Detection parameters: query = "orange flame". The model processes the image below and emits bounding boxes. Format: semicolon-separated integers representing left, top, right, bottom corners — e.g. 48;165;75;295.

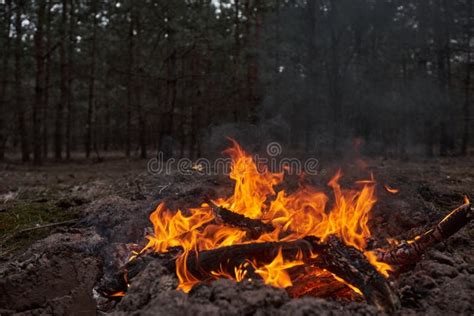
109;291;126;297
384;184;399;194
253;248;304;288
141;140;392;294
214;138;284;219
210;262;250;282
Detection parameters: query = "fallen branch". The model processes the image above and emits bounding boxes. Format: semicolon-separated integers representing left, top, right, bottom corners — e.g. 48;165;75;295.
377;201;472;266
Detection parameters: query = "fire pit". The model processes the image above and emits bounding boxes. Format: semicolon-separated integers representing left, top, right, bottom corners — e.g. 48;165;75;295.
92;140;471;313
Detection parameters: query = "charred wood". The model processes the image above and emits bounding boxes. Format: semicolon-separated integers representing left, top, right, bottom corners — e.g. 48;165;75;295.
308;236;400;312
206;200;274;239
377;202;472;266
286;268;350;299
97;248;179;296
165;239;313;281
164;236;399;312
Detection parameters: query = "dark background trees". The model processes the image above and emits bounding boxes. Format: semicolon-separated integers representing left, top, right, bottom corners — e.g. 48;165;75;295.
0;0;472;164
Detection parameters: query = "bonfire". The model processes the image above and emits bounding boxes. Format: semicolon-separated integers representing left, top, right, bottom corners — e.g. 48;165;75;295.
99;140;471;313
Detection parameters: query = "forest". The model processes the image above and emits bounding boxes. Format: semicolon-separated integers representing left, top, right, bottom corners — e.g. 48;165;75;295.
1;2;474;315
0;0;472;163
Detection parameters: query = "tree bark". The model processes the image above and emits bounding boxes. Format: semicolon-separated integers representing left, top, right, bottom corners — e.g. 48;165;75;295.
33;0;46;165
158;22;177;159
134;7;147;159
42;0;52;159
461;0;472;155
327;3;343;153
103;81;111;152
125;4;134;158
15;0;29;162
435;0;452;156
190;51;201;159
245;0;262;119
55;0;68;160
233;0;241;122
0;0;12;161
66;0;75;160
85;1;97;159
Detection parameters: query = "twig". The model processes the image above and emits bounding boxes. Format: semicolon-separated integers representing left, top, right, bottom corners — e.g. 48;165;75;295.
17;219;77;233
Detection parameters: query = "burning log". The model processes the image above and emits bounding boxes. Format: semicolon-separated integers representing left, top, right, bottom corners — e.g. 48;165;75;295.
98;200;277;296
309;236;400;312
199;202;399;310
377;200;472;267
165;239;313;280
206;200;274;239
162;236;399;312
100;236;399;311
97;248;180;296
286;268;351;299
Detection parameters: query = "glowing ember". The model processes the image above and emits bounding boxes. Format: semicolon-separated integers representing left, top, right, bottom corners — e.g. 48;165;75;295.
384;184;399;194
140;140;392;294
109;291;126;297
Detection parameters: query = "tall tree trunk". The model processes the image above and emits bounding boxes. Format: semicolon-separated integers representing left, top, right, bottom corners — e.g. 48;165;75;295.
137;70;147;159
305;0;319;151
42;0;52;159
33;0;46;165
233;0;241;122
66;0;75;159
104;71;111;152
133;7;146;159
435;0;451;156
273;0;281;111
326;2;343;153
461;0;473;155
159;19;177;160
244;0;261;121
15;0;29;162
125;5;134;158
178;57;187;159
167;52;177;151
442;0;452;88
55;0;68;160
85;1;97;158
190;52;200;160
204;0;214;156
0;0;12;161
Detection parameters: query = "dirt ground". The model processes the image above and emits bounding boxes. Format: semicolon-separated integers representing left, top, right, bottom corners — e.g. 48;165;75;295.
0;156;473;315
